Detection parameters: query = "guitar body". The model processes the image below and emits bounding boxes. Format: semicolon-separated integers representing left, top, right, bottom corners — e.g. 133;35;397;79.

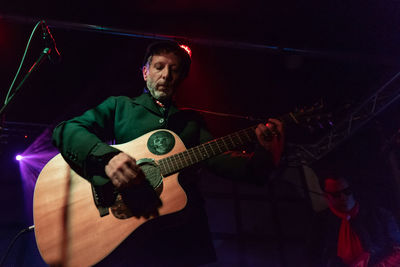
33;129;188;267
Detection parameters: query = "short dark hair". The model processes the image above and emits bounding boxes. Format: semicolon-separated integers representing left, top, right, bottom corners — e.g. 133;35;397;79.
142;40;192;78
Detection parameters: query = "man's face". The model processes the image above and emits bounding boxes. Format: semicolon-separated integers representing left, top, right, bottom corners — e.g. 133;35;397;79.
324;178;356;213
142;52;183;102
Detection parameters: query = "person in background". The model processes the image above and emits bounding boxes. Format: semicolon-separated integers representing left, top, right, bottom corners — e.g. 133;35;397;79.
306;176;400;267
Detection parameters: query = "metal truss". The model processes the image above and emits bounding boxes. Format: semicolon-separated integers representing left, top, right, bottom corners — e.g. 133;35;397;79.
288;71;400;166
0;121;51;145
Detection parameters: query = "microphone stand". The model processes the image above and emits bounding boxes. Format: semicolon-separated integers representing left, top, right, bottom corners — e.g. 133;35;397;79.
0;47;50;118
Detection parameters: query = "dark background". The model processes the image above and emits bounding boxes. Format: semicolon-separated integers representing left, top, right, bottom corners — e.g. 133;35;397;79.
1;1;400;266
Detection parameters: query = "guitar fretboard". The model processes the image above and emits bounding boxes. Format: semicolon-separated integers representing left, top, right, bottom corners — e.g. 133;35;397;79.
157;126;257;177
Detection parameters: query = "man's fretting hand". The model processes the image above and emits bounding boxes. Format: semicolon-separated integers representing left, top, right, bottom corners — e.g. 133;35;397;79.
255;118;285;166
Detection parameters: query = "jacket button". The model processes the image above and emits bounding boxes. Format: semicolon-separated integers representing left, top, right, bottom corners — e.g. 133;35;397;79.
159;118;164;124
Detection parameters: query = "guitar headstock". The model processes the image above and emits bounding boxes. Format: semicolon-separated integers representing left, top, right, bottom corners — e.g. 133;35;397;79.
280;99;334;143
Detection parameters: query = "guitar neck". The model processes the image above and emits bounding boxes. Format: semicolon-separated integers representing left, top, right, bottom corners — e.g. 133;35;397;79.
157;126;257;177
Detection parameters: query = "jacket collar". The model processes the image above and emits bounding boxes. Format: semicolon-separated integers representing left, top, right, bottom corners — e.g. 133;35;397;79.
132;93;180;117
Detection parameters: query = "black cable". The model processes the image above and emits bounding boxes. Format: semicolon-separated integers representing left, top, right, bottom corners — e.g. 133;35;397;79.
0;225;35;267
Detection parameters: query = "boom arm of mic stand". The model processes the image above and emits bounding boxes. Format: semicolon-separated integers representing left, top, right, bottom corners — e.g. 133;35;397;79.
0;48;50;118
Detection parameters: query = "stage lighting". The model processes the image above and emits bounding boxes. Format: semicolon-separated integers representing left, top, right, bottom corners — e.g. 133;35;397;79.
16;155;23;161
179;44;192;58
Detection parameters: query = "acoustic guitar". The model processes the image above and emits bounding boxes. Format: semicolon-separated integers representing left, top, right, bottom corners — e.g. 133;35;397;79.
33;107;318;266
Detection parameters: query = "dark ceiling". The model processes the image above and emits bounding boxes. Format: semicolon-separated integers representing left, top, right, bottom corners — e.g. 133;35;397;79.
4;1;400;53
1;1;400;144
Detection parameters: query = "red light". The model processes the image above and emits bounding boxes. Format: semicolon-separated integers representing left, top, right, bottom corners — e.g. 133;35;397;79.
24;135;28;139
179;44;192;58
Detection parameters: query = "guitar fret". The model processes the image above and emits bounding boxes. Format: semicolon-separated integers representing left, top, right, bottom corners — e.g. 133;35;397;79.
215;139;222;153
222;137;230;150
217;140;222;153
206;142;215;156
232;134;239;146
158;159;166;176
178;154;184;169
200;144;208;158
165;160;171;175
158;161;165;175
218;138;226;153
185;150;193;165
162;158;168;175
236;132;243;144
228;136;235;149
195;146;202;162
202;143;209;158
228;135;235;148
175;154;181;170
163;161;169;175
244;129;252;142
192;150;199;163
182;150;193;166
169;156;178;173
220;137;228;150
175;153;181;169
168;155;175;172
189;148;199;163
181;151;190;168
175;154;183;170
215;142;220;154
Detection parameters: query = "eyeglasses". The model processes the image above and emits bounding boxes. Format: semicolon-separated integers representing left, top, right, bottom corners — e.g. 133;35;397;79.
325;187;353;198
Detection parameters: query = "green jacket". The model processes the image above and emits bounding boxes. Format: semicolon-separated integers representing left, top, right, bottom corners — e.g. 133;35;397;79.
52;93;273;187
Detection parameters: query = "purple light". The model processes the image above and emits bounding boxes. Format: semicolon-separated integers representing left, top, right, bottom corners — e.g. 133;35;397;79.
16;155;23;161
16;128;59;224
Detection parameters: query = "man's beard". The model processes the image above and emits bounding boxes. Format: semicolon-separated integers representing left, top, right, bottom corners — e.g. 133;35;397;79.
148;81;173;100
152;90;168;101
148;87;170;102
